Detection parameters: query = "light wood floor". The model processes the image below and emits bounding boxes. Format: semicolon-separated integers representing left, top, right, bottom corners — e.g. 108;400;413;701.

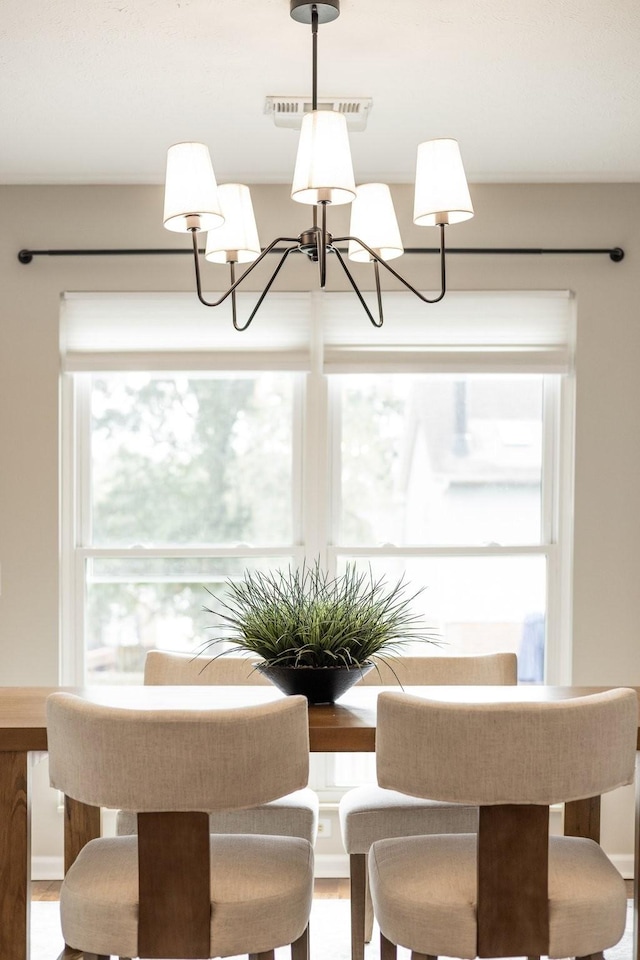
31;878;351;902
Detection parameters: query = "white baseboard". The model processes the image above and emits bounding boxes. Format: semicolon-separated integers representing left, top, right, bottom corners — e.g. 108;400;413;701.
314;853;350;878
32;856;64;881
31;851;635;883
611;854;634;879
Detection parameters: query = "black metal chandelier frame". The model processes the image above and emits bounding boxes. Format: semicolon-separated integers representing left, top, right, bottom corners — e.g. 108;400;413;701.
183;1;453;330
17;0;626;329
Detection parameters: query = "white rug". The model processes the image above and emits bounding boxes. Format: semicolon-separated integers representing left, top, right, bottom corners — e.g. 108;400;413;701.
31;898;633;960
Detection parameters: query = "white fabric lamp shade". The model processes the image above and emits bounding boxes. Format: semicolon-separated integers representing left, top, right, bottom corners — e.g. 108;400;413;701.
291;110;356;206
348;183;404;262
413;138;474;226
205;184;261;264
163;142;224;234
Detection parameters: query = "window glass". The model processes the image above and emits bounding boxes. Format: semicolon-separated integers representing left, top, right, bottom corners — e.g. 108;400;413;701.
338;374;544;546
337;554;546;679
86;555;293;684
90;373;294;546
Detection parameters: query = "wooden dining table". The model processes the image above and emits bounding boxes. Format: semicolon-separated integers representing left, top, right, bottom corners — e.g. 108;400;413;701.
0;683;638;960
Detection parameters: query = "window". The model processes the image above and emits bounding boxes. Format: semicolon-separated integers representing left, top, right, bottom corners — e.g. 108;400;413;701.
333;373;549;654
329;371;562;788
81;371;300;681
61;292;574;714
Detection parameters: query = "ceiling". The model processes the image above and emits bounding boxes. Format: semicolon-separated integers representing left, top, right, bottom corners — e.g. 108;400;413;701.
2;0;639;186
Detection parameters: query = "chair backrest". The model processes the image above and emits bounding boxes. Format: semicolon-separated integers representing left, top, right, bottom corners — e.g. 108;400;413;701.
357;652;517;686
376;687;637;958
376;687;637;806
144;649;270;685
47;691;309;811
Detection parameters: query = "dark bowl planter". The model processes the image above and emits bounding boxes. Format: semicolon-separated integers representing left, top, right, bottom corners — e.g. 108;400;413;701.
257;663;374;704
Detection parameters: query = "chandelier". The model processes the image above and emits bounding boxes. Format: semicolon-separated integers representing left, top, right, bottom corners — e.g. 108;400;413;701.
162;0;474;330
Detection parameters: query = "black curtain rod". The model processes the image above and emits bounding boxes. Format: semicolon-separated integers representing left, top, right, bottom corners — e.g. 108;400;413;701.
17;245;625;264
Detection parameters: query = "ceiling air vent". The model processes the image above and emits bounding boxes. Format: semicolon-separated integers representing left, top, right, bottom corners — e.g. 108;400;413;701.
265;97;373;131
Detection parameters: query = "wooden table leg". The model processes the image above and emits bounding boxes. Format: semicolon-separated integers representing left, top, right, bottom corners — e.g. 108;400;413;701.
0;751;31;960
564;796;601;841
634;753;640;960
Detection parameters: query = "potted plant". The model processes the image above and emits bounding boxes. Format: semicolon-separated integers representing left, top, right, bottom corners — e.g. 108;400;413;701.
201;560;438;703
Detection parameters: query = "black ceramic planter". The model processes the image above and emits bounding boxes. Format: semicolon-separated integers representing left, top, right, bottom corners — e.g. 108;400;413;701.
256;663;374;704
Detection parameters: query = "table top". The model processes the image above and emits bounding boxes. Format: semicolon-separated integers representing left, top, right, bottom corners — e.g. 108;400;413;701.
1;684;638;753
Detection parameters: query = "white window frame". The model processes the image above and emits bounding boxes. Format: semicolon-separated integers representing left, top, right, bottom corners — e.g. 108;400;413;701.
60;290;575;798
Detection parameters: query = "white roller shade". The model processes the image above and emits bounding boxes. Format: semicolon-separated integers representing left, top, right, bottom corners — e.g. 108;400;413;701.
60;290;573;375
60;293;313;372
320;291;574;373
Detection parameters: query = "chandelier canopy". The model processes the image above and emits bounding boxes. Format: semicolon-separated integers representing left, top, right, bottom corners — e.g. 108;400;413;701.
163;0;474;330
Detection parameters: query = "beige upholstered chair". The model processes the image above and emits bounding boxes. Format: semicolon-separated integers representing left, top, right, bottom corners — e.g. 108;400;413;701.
144;648;271;685
116;650;319;843
339;653;518;960
47;692;314;960
369;687;637;960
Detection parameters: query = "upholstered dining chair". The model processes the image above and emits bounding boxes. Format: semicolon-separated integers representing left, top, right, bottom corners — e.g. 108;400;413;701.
116;649;319;843
47;692;314;960
369;687;637;960
339;652;518;960
144;648;271;685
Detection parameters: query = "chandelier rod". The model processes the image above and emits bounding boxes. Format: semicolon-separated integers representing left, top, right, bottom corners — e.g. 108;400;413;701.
311;4;318;111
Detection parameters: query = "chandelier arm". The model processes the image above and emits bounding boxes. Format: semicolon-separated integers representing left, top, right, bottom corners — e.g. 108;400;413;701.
333;222;448;304
333;248;383;327
373;259;384;324
190;230;300;308
230;244;299;331
318;202;329;288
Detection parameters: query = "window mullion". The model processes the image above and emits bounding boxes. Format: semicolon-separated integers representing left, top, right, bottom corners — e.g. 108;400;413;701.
301;294;330;566
541;376;558;545
76;374;93;548
60;374;91;684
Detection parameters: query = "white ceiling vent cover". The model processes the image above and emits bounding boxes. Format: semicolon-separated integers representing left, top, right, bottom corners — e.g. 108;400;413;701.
265;97;373;131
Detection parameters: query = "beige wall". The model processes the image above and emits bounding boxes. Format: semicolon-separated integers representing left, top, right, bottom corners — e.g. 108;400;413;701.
1;182;639;867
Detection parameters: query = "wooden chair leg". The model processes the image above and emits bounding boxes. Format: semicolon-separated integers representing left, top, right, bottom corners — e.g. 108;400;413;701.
291;924;310;960
83;954;109;960
251;952;275;960
350;853;367;960
364;863;374;943
380;932;397;960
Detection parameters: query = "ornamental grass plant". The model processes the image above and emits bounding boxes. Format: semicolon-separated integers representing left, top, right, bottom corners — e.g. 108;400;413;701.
201;560;438;670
